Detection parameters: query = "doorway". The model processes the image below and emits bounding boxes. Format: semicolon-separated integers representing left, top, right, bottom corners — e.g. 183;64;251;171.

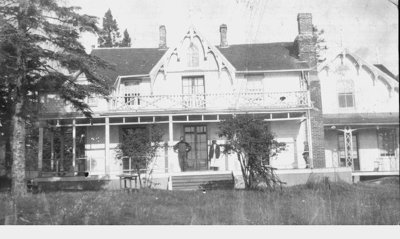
184;125;208;171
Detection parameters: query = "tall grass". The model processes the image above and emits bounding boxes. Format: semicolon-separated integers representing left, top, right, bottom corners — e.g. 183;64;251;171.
0;181;399;225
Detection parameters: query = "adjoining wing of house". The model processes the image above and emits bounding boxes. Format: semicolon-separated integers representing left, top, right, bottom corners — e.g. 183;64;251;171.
1;13;397;189
318;49;399;179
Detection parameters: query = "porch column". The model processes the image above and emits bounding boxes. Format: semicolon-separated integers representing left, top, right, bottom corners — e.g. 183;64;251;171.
72;120;76;174
37;126;43;172
343;126;354;169
166;115;174;173
105;117;110;175
50;130;54;171
169;115;173;142
60;127;64;172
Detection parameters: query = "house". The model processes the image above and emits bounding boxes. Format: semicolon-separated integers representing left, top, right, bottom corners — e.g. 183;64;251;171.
318;49;399;181
8;13;393;189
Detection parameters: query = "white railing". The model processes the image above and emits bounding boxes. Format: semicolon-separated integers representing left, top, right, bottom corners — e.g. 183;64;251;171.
373;157;399;172
111;91;310;111
39;91;310;113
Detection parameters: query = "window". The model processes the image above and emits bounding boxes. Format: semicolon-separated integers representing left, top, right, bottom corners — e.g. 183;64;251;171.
182;76;205;108
246;75;263;92
124;80;141;105
187;43;199;67
378;129;397;157
338;93;354;108
337;77;355;108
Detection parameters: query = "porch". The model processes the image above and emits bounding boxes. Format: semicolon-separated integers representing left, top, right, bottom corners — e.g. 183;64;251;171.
324;123;399;176
35;110;315;182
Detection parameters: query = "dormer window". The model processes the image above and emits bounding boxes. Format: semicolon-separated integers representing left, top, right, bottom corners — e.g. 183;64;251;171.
187;43;199;67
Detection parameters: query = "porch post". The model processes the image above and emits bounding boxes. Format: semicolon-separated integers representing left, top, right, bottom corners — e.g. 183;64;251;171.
38;126;43;172
105;117;110;175
72;120;76;174
60;127;64;172
166;115;174;173
343;126;354;169
169;115;173;142
50;130;54;171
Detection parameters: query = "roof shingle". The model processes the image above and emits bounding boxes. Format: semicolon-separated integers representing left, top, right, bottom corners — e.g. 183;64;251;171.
91;47;167;84
217;42;309;71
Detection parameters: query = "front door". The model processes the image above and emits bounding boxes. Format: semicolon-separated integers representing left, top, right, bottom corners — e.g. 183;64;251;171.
338;133;360;171
184;125;208;171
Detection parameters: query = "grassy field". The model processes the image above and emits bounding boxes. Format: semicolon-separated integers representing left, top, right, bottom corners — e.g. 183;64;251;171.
0;179;399;225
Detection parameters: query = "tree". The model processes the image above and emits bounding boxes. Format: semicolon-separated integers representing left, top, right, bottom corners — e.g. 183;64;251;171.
0;0;112;198
218;114;284;190
117;125;163;187
97;9;121;48
313;25;328;64
120;28;131;47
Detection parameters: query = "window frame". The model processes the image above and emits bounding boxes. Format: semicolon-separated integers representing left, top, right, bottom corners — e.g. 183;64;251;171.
377;128;397;157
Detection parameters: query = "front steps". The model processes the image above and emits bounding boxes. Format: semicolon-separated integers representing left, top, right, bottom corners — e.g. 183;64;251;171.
170;172;234;191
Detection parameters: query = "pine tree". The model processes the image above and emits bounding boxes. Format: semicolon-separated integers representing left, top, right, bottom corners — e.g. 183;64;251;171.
0;0;112;198
120;29;131;47
97;9;121;48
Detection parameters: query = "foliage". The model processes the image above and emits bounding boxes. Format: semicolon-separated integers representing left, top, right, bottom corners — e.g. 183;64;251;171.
218;114;284;190
120;29;131;47
97;9;130;48
313;25;328;63
116;125;163;187
0;0;113;197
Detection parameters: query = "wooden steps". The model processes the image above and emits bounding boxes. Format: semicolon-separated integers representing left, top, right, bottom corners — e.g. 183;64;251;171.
171;172;234;191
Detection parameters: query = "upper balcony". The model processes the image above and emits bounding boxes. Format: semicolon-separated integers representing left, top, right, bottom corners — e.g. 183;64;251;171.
39;91;311;116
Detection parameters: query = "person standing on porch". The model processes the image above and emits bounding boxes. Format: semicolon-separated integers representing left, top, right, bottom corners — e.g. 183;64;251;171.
209;139;221;171
174;136;191;171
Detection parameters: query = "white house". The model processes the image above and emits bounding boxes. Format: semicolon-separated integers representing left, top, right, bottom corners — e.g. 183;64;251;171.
8;13;396;189
318;49;399;180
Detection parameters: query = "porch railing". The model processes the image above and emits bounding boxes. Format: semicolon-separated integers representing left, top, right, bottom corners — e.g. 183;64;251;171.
110;91;310;111
40;157;91;176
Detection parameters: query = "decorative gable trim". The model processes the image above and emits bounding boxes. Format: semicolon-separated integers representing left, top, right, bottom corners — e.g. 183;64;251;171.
148;26;236;90
318;48;398;93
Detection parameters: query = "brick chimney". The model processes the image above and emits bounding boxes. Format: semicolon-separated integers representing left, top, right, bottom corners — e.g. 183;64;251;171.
220;24;228;48
295;13;317;67
159;25;167;49
295;13;325;169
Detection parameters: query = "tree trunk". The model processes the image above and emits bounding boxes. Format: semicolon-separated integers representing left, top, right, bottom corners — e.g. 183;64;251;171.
237;153;250;189
10;100;27;198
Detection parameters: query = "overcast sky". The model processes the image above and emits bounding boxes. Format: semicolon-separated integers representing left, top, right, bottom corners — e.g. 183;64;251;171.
69;0;399;75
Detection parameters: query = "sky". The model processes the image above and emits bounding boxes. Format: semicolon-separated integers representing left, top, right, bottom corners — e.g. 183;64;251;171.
68;0;399;75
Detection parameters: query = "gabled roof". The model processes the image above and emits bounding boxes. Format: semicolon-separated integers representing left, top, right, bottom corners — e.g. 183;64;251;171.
374;64;397;81
91;41;309;86
91;47;168;81
217;42;309;72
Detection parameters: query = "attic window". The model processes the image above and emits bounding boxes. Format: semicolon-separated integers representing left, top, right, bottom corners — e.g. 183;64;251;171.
187;43;199;67
337;77;355;108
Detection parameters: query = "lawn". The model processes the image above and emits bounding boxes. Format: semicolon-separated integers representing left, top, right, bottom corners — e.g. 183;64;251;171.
0;179;399;225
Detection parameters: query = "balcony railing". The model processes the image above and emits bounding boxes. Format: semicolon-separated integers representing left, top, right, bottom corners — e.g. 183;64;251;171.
111;91;310;111
39;91;310;114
